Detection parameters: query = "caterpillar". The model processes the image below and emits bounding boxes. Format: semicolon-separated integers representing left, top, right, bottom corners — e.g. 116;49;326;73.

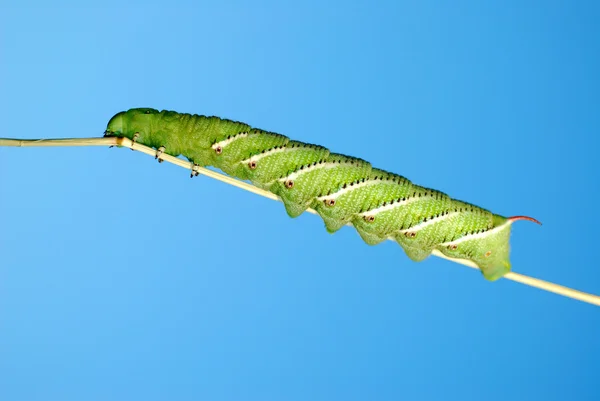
104;108;540;281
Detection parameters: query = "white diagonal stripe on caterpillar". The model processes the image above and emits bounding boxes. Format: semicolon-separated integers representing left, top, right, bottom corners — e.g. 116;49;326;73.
399;211;459;233
316;179;379;202
212;132;249;150
240;144;306;164
439;221;511;246
279;161;341;182
358;196;423;217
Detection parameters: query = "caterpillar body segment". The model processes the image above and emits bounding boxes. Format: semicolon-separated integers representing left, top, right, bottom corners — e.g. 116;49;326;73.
352;187;452;247
272;153;372;218
213;129;289;179
105;108;540;281
241;141;331;192
437;215;513;281
314;169;414;234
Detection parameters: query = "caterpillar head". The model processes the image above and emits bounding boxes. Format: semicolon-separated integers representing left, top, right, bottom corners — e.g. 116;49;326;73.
439;215;541;281
105;108;160;138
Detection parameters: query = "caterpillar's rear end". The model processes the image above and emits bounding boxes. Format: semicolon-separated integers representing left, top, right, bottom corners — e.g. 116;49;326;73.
105;108;540;281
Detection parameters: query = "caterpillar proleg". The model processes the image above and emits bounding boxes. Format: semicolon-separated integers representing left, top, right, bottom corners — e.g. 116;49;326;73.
104;108;541;282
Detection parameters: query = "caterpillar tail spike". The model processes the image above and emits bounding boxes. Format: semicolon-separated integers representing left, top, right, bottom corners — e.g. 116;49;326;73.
508;215;543;225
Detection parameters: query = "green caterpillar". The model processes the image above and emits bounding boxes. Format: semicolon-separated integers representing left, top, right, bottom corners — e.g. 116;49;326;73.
104;108;540;281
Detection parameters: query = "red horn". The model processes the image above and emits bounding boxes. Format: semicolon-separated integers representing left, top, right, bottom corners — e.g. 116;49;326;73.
508;215;542;225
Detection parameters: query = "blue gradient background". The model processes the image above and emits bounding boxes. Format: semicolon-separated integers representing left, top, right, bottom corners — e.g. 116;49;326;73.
1;1;599;400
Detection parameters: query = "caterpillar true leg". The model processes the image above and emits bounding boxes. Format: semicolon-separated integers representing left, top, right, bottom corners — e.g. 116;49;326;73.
190;163;201;178
155;146;166;163
130;132;140;151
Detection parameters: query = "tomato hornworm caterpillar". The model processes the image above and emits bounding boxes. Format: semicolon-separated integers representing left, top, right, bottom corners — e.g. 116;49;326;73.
104;108;541;281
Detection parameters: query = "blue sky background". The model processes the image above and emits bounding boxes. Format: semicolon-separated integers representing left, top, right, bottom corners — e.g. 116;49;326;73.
1;1;599;400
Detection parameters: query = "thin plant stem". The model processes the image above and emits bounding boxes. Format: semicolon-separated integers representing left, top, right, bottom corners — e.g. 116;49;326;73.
2;136;598;307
